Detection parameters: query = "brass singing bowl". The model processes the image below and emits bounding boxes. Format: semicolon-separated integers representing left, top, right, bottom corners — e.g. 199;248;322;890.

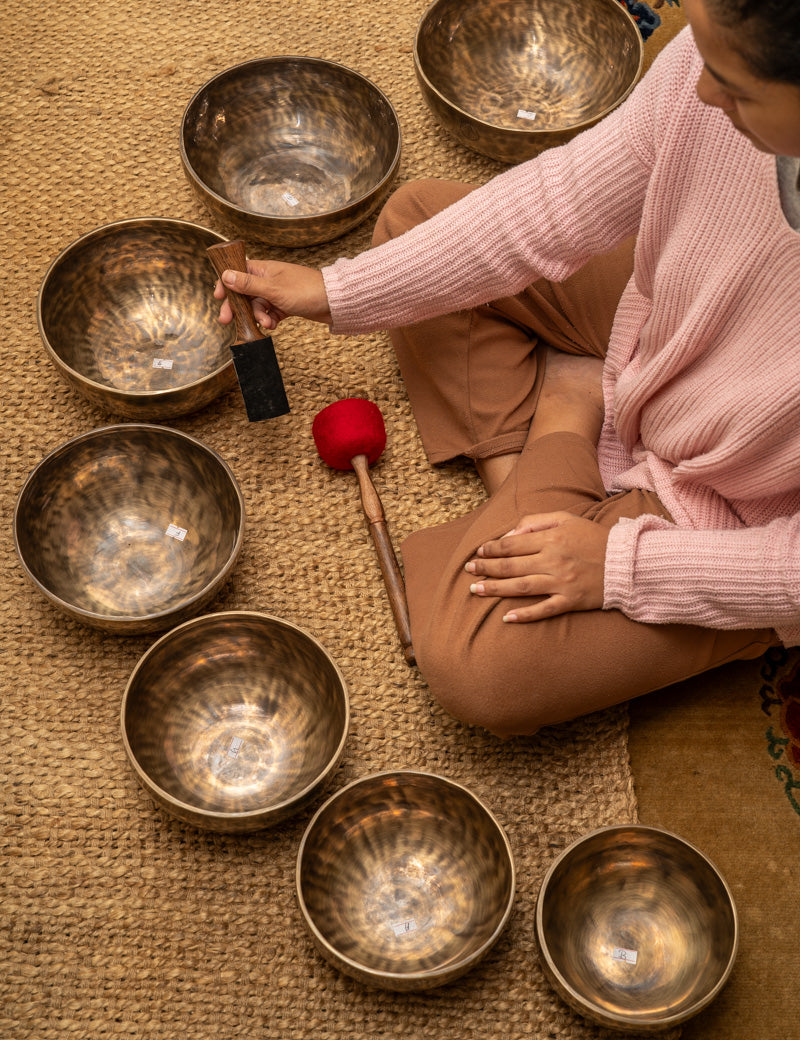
414;0;643;163
296;770;515;990
37;219;237;420
121;612;349;832
535;825;738;1032
180;56;402;247
13;425;245;635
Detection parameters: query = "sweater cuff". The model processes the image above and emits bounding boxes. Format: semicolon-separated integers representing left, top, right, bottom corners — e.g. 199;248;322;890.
321;264;353;336
603;515;648;614
603;512;800;638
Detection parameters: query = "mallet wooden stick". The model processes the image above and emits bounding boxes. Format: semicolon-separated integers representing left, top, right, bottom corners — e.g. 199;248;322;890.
312;398;415;667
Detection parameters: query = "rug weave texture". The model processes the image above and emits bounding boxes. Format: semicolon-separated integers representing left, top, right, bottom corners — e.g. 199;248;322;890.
0;2;681;1036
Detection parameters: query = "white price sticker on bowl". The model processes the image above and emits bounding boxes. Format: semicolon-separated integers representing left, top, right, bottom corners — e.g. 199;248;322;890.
390;918;418;937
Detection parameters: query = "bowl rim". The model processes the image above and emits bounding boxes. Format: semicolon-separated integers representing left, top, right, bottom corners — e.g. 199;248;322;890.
119;609;351;823
13;423;246;627
179;54;403;226
36;217;236;402
413;0;644;138
295;768;516;983
535;823;739;1029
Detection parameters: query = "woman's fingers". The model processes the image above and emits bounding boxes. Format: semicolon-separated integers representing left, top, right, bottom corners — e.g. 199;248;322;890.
468;569;550;598
502;597;571;624
475;511;573;559
464;513;609;619
215;289;279;330
216;261;331;325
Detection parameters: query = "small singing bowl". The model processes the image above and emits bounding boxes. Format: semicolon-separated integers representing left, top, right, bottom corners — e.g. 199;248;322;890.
180;56;402;247
414;0;643;163
296;770;515;990
13;425;245;635
535;825;738;1032
37;219;237;420
121;612;349;832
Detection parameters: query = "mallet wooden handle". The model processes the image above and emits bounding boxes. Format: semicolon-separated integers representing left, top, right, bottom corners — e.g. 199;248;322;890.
207;239;263;344
351;454;416;667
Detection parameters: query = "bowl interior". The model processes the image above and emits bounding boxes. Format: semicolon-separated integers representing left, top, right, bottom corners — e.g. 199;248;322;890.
298;772;514;978
416;0;641;132
15;426;243;621
181;57;400;219
537;827;737;1026
123;613;348;815
38;221;234;394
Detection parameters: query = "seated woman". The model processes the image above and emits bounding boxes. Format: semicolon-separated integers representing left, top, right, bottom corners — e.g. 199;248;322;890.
217;0;800;736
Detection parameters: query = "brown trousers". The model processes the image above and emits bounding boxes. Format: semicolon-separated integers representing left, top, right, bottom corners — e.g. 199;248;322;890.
373;180;776;736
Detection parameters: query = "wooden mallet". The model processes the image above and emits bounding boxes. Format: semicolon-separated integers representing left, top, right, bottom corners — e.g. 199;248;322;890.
312;398;415;667
207;239;290;422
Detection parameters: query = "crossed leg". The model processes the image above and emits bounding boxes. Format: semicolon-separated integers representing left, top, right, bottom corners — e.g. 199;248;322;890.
372;179;776;735
477;349;605;495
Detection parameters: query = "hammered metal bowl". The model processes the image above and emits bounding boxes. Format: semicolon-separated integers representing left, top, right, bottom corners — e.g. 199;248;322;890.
536;825;738;1032
180;56;402;246
414;0;643;163
14;425;245;635
121;611;349;832
37;219;237;420
296;770;515;990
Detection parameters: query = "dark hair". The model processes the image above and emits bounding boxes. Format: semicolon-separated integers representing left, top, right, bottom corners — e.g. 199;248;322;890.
707;0;800;85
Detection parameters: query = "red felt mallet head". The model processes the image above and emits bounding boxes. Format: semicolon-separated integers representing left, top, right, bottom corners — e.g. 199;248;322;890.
310;396;415;666
311;397;387;470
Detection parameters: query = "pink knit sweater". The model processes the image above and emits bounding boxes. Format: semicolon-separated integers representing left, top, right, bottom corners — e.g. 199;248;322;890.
323;29;800;645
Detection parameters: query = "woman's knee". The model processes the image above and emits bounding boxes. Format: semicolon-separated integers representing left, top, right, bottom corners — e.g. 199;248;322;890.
372;178;474;248
415;629;553;738
373;179;444;246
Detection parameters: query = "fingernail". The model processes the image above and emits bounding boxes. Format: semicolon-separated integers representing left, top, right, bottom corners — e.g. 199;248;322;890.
465;561;476;573
503;612;517;623
469;583;484;595
221;270;238;286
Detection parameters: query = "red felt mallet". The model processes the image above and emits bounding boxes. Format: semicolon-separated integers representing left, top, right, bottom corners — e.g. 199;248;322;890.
312;398;415;666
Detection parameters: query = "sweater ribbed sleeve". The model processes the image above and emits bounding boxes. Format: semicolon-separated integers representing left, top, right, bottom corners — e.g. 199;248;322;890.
320;40;673;334
605;514;800;645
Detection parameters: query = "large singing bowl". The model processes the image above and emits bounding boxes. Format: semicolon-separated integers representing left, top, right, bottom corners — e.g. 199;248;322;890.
414;0;643;163
535;826;738;1032
180;56;402;246
14;425;245;635
297;770;515;990
37;219;237;420
122;612;350;832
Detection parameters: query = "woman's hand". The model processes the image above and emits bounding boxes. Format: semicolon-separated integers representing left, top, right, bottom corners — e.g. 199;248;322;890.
465;511;609;622
214;259;332;330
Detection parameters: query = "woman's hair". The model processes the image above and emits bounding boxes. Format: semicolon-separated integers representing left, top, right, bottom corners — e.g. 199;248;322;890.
707;0;800;85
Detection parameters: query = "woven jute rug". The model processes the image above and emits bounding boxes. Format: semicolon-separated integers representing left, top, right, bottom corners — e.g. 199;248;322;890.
3;3;684;1037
